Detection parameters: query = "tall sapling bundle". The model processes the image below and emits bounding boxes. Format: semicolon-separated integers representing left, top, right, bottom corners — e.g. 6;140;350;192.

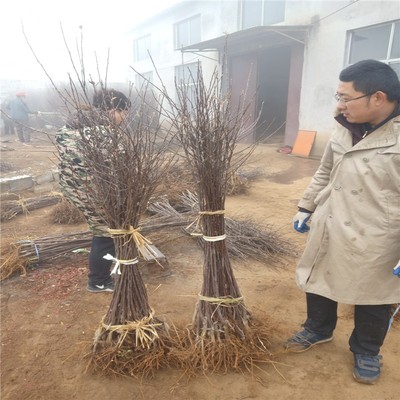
23;25;177;377
78;85;176;377
156;62;273;372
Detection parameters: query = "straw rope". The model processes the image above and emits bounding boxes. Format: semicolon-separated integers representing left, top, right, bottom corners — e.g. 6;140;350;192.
198;294;244;306
100;309;163;349
185;210;226;237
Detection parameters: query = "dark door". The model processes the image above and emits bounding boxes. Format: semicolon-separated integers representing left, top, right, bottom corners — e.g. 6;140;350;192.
229;53;258;143
256;46;291;142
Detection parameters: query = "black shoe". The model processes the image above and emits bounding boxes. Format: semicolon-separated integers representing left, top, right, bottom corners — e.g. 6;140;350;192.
353;354;382;385
87;281;114;293
284;328;333;352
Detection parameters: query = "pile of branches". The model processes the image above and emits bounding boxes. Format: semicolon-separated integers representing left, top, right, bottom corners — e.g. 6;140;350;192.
51;197;86;224
149;58;275;373
1;240;29;281
178;191;296;263
1;193;63;221
0;231;92;281
155;159;264;203
1;193;296;281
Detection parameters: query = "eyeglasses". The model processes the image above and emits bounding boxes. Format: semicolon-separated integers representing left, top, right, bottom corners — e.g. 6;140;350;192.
334;93;371;103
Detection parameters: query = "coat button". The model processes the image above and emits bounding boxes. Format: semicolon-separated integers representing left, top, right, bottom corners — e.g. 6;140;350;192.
344;221;352;226
351;190;358;195
334;184;341;190
362;157;369;162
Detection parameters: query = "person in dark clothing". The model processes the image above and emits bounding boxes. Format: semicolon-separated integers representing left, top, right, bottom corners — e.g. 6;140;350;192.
8;92;33;143
1;99;15;135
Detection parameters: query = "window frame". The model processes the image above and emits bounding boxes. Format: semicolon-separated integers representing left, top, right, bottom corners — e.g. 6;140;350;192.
345;20;400;75
240;0;286;29
173;14;201;50
133;34;151;62
174;62;200;113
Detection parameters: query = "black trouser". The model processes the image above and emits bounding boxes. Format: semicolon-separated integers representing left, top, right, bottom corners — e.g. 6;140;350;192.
304;293;392;356
2;118;14;135
88;236;115;286
15;121;30;142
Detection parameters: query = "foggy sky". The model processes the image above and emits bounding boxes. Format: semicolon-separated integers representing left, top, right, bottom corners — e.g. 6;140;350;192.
1;0;180;82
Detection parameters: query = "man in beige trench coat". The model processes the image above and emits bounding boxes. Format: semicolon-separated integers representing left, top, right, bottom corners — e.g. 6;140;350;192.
286;59;400;385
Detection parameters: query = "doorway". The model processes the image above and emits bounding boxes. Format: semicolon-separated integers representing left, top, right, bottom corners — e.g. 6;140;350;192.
256;46;291;143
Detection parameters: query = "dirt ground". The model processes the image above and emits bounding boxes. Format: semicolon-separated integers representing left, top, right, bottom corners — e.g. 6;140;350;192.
1;131;399;400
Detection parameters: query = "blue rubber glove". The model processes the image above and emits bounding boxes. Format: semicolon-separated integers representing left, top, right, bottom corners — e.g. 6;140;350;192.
293;211;311;233
393;260;400;278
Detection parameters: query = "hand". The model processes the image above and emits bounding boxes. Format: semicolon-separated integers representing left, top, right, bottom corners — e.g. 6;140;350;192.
393;260;400;278
293;211;311;233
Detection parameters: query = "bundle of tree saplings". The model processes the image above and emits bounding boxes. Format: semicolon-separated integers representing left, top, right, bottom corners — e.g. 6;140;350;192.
73;85;178;377
156;61;275;374
36;37;180;375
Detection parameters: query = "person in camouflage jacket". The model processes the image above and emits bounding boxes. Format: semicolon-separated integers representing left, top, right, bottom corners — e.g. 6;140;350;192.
55;89;131;292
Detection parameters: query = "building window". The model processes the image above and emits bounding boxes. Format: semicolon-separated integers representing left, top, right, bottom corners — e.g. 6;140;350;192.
175;62;200;112
241;0;285;29
347;20;400;77
174;15;201;49
133;34;151;61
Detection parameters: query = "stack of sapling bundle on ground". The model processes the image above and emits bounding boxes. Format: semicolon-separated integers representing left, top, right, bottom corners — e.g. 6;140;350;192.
152;60;274;373
0;231;93;281
51;197;86;224
179;191;296;263
1;194;63;221
0;193;296;282
153;159;263;203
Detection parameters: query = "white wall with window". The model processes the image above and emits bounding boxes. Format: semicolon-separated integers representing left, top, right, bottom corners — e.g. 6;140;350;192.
133;35;151;62
174;15;201;49
175;62;200;113
240;0;286;29
346;20;400;77
297;2;400;155
128;0;399;155
129;1;231;109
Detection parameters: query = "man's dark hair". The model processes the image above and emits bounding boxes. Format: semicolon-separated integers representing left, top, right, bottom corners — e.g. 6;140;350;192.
339;59;400;102
92;89;131;111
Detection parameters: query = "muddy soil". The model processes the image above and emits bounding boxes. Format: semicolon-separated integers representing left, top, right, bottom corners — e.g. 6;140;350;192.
1;131;399;400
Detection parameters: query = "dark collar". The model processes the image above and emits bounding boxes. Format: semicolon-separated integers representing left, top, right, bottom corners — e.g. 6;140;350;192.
334;103;400;145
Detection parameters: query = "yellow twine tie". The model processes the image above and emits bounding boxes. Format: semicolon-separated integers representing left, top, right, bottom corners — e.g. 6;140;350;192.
198;294;243;306
108;226;163;265
17;197;29;215
101;309;163;349
185;210;226;236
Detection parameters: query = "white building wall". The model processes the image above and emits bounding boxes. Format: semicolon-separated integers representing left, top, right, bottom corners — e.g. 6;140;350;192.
129;1;238;99
128;0;400;155
292;0;400;154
